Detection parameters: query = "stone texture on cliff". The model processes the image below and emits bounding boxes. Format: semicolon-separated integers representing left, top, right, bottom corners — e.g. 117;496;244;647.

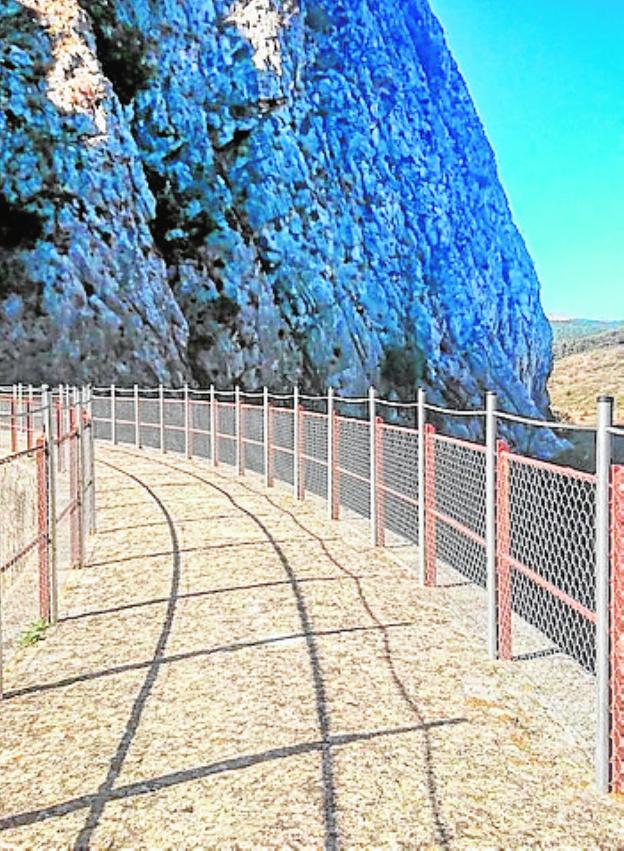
0;0;552;419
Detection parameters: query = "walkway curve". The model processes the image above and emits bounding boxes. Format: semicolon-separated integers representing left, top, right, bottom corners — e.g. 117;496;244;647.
1;444;624;848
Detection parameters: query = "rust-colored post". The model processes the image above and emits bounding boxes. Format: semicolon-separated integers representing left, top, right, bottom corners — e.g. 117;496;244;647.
424;423;437;586
332;409;340;520
375;416;385;546
610;465;624;793
10;395;17;453
36;436;50;622
26;399;33;450
55;402;63;472
496;439;512;660
69;407;81;568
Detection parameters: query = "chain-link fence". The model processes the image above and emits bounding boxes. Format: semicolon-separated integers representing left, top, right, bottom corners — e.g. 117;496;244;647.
0;387;95;695
5;381;624;794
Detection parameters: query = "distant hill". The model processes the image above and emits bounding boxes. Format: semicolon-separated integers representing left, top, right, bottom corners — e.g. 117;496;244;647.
549;343;624;425
550;318;624;359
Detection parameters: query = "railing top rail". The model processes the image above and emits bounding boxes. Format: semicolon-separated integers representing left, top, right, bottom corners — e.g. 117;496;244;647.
377;398;419;409
608;426;624;437
504;447;597;484
424;403;486;417
0;443;43;466
496;410;596;432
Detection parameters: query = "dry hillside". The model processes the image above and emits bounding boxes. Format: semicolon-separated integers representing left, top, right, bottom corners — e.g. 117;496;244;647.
549;343;624;425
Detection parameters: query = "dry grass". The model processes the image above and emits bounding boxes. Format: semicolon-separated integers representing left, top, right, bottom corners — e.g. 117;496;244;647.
1;444;624;848
549;343;624;424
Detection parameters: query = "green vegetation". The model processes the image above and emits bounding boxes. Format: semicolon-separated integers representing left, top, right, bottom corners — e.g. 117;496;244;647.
18;618;49;648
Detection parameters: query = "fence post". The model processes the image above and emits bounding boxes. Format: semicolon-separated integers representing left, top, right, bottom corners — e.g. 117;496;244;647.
297;392;305;500
424;423;437;586
293;385;300;500
110;383;117;445
375;415;385;547
35;435;50;623
327;388;335;519
210;385;217;466
417;389;427;585
496;439;512;660
77;389;87;568
266;390;274;488
87;385;96;535
184;383;190;459
56;388;63;473
26;396;33;450
486;392;498;659
596;395;614;793
10;387;17;453
332;394;340;520
235;386;243;476
611;465;624;794
369;387;378;547
159;383;165;453
134;383;140;449
42;388;58;624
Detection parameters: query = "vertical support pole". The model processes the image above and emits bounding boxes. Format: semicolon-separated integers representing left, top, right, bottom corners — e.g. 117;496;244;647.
263;387;270;487
42;389;58;623
486;392;498;659
235;386;243;476
375;416;386;547
77;389;86;569
10;388;17;453
496;439;512;660
266;390;274;488
184;383;190;459
417;389;427;585
26;397;33;450
134;383;140;449
56;384;64;472
424;424;438;586
327;388;335;520
332;396;340;520
297;395;305;500
111;383;117;446
293;385;300;500
159;383;165;453
69;405;79;567
596;395;614;793
210;385;218;466
369;387;378;547
610;465;624;794
35;435;50;623
87;386;96;535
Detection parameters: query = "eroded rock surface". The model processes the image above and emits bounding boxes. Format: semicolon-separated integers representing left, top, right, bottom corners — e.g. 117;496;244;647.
0;0;552;420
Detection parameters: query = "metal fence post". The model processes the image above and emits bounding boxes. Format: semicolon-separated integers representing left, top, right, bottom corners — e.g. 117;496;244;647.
134;383;140;449
375;416;385;547
10;386;17;453
42;388;58;624
35;435;50;623
611;464;624;794
369;387;378;547
263;387;270;487
417;388;427;585
184;383;190;459
159;383;165;453
210;385;218;466
486;392;498;659
235;386;243;476
496;439;512;660
596;395;614;793
111;383;117;445
78;389;87;568
87;385;96;535
327;388;335;520
293;385;300;500
424;423;437;586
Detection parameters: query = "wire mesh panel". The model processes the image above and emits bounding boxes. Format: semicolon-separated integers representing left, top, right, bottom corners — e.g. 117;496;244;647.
499;448;597;671
190;396;211;460
336;414;370;520
302;410;328;500
216;401;236;467
91;394;112;442
0;446;45;664
270;406;295;487
430;433;487;586
611;465;624;793
163;391;185;454
378;422;419;546
241;402;264;476
114;391;137;447
138;391;160;451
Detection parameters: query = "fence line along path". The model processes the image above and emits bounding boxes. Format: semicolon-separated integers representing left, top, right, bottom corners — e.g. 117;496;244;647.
1;443;623;847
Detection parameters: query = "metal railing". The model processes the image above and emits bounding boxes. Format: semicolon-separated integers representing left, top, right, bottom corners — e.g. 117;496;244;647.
3;380;624;796
0;385;96;695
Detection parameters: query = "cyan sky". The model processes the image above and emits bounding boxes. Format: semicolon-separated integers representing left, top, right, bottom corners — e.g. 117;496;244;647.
429;0;624;320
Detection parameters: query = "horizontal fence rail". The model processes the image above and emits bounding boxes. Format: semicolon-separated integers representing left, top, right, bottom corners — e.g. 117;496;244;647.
4;381;624;796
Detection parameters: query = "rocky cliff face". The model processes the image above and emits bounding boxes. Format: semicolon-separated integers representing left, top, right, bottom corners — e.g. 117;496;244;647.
0;0;553;417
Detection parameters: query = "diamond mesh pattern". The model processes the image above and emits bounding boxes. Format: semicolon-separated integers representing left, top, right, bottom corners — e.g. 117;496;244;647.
336;415;370;520
302;411;328;501
378;423;419;546
270;407;294;487
216;401;236;467
611;466;624;793
241;403;264;476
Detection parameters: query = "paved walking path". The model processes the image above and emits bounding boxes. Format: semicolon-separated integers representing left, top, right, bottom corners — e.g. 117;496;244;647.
1;444;624;848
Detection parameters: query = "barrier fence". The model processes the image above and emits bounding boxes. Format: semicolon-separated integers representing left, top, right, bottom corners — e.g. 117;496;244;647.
2;381;624;796
0;385;95;694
